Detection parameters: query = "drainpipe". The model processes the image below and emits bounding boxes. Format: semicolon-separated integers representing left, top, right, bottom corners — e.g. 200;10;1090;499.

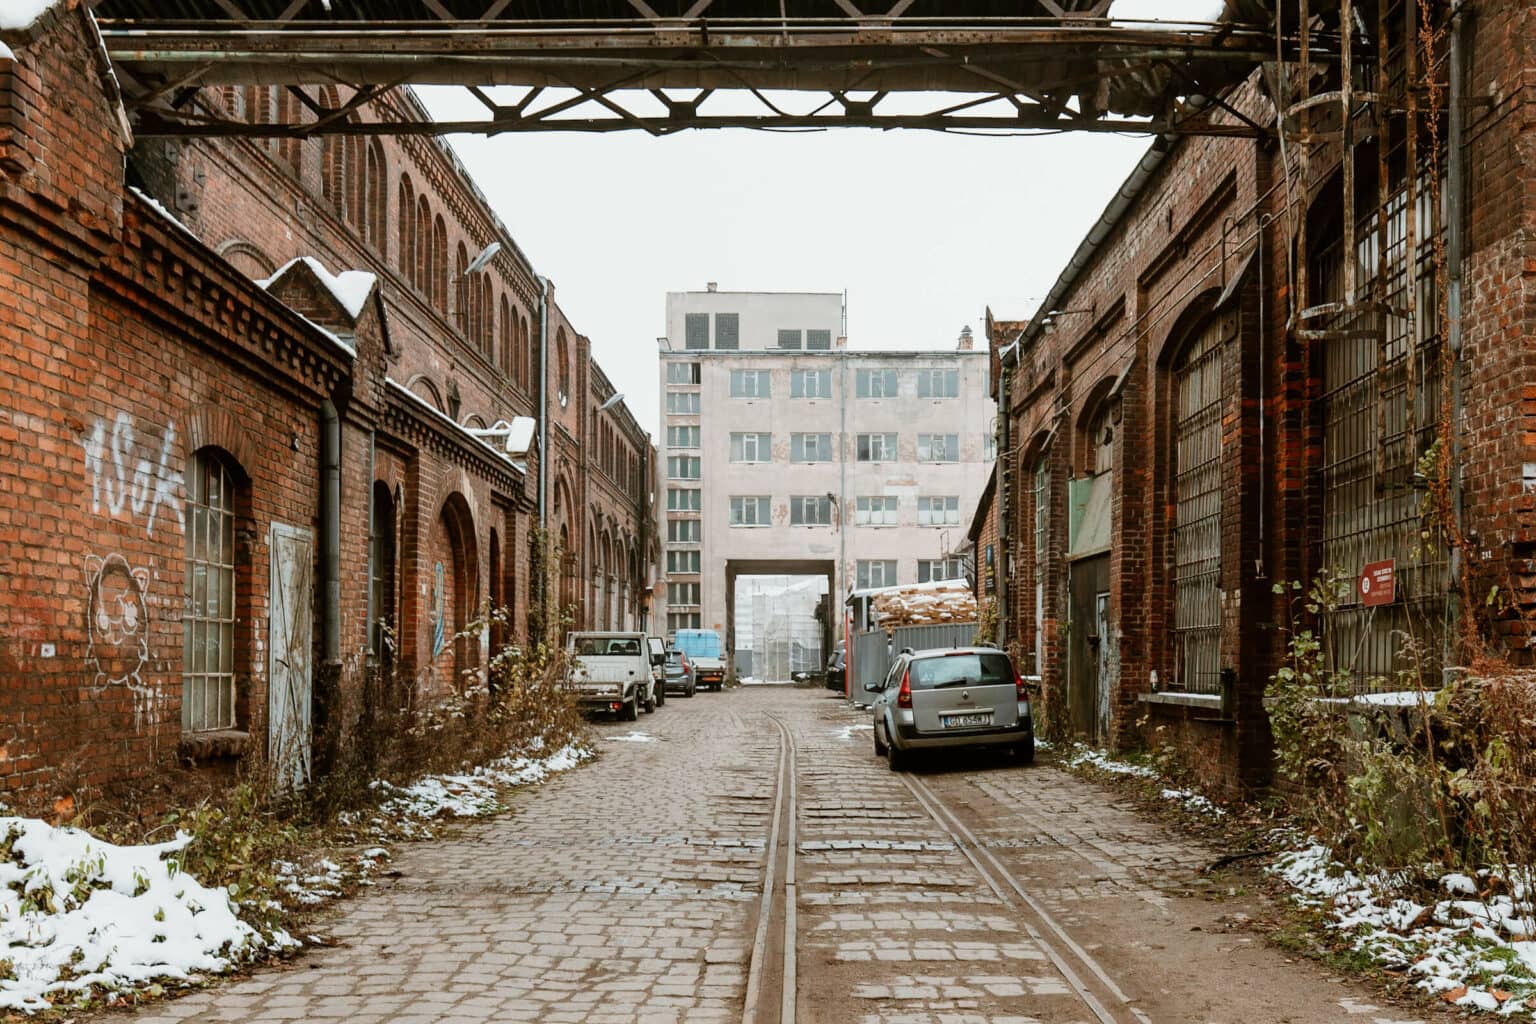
364;429;376;657
996;359;1011;648
838;348;848;620
537;275;551;528
1446;9;1466;582
320;399;341;664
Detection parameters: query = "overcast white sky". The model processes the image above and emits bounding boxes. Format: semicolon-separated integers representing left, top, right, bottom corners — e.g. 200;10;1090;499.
415;0;1220;441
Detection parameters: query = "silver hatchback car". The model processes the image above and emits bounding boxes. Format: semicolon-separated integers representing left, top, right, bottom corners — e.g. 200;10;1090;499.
865;646;1035;770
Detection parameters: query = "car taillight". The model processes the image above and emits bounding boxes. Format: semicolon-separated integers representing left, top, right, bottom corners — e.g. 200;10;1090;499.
897;669;912;709
680;654;689;671
1015;668;1027;701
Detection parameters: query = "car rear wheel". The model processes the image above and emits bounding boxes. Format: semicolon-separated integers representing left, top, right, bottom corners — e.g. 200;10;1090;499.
1013;738;1035;765
685;681;696;698
622;695;639;722
873;722;888;757
642;686;656;714
656;684;666;708
886;740;908;772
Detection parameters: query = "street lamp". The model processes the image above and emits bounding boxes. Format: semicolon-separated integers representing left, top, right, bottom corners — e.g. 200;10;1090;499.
599;392;625;413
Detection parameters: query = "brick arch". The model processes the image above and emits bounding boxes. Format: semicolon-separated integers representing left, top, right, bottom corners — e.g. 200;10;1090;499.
1073;374;1120;478
184;404;256;480
404;374;444;412
1151;287;1223;373
216;239;276;279
431;490;479;691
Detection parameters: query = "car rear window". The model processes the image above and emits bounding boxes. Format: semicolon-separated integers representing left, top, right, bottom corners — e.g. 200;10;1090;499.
909;653;1012;690
574;637;641;656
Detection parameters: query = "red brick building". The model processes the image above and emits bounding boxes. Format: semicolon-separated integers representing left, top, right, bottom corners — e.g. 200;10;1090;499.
988;1;1532;796
0;4;655;806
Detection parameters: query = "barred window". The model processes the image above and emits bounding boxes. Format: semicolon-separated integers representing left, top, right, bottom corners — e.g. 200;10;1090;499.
856;559;898;589
729;495;771;526
856;368;899;398
777;329;802;350
856;433;897;462
715;313;740;350
917;433;959;462
917;495;960;525
729;370;771;398
790;495;832;525
856;495;898;526
685;313;709;349
183;452;238;733
730;432;772;463
916;368;960;398
806;329;832;350
791;369;832;398
790;433;832;463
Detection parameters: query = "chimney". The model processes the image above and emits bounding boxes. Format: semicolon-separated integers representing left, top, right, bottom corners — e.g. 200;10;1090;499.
835;335;847;349
957;325;974;351
706;281;718;292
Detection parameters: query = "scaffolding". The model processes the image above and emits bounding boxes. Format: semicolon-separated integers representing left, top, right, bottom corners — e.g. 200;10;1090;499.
735;576;826;682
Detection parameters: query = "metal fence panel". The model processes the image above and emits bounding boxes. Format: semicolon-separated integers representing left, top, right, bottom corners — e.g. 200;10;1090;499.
891;622;977;655
852;630;891;698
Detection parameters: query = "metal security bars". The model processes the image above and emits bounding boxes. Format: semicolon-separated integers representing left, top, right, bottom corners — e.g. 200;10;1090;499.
183;453;238;732
1171;319;1224;695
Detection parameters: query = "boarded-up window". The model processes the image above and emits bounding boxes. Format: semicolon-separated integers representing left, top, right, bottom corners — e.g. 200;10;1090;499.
1172;319;1224;694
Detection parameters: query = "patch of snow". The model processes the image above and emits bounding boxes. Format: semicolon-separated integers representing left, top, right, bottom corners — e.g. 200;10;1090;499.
0;41;14;60
370;743;589;822
1159;787;1225;818
609;732;657;743
0;0;58;31
833;723;873;741
0;817;293;1013
257;256;376;320
127;187;197;241
1352;690;1436;708
386;379;525;473
1066;746;1157;778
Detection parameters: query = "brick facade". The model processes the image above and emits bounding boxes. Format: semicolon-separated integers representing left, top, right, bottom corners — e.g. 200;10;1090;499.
0;7;655;808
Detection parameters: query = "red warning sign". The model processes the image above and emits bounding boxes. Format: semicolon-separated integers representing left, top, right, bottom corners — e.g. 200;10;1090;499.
1359;560;1396;607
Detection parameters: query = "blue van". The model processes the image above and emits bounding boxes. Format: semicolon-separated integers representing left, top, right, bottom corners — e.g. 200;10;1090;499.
672;628;726;690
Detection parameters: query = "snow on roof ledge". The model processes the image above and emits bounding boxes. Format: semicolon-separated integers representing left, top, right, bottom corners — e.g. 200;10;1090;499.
387;380;526;477
258;257;377;320
0;0;61;32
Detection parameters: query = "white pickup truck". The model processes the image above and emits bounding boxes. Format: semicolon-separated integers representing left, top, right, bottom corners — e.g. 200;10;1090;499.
565;632;663;720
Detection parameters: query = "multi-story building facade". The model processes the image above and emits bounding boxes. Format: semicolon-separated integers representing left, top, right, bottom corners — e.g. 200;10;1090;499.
657;287;992;663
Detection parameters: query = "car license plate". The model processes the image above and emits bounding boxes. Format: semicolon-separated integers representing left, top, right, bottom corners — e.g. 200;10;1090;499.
941;712;992;729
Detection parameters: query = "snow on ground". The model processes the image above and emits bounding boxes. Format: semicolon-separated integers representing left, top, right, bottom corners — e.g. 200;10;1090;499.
1272;844;1536;1016
833;722;873;741
1065;746;1158;779
609;732;658;743
0;742;588;1014
1160;787;1226;817
0;818;296;1013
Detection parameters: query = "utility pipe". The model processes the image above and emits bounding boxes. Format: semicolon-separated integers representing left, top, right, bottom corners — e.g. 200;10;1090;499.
537;275;551;528
1447;9;1466;583
320;398;341;663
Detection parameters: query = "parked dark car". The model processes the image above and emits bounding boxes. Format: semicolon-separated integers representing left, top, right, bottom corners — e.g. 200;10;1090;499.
662;649;697;698
825;643;846;693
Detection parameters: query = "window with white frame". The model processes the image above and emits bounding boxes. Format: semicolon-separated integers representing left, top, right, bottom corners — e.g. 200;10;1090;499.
668;611;701;633
806;329;832;350
729;369;771;398
667;425;699;449
667;549;701;573
777;329;802;349
183;451;238;733
715;312;740;350
667;362;701;384
684;313;709;350
916;368;960;398
791;368;832;398
668;582;700;606
917;433;959;462
667;487;701;511
855;495;898;526
856;368;899;398
730;432;772;462
790;495;832;525
856;433;897;462
667;455;700;479
667;391;700;414
856;559;898;589
790;433;832;463
729;495;771;526
667;519;701;543
917;495;960;526
917;557;967;583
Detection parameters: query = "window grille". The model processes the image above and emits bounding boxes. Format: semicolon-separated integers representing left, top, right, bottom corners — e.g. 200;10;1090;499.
806;329;832;350
1172;319;1224;694
685;313;709;349
715;313;740;350
183;453;237;733
777;329;802;349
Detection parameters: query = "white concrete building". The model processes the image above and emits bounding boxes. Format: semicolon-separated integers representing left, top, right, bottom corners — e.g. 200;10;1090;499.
657;286;993;662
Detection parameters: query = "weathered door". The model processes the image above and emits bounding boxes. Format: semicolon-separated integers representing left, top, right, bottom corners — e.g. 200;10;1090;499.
268;523;314;791
1068;555;1110;742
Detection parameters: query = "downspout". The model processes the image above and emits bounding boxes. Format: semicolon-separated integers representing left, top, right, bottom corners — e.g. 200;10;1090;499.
996;358;1011;648
320;399;341;664
838;348;848;615
1446;8;1466;641
364;429;376;657
537;275;551;528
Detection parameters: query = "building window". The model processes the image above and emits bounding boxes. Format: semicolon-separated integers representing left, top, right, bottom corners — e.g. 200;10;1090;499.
715;313;740;350
729;369;771;398
1173;319;1224;694
667;487;702;511
777;329;802;349
666;392;700;415
668;611;701;633
806;329;832;350
730;432;772;463
917;558;967;583
669;582;701;606
667;456;701;479
369;481;396;658
855;495;898;526
791;369;832;398
917;433;959;462
916;368;960;398
667;362;701;384
685;313;709;350
729;495;771;526
667;519;701;543
790;495;833;525
856;368;899;398
183;451;238;733
790;433;832;463
856;559;898;589
917;495;960;526
667;425;700;449
856;433;897;462
667;549;701;573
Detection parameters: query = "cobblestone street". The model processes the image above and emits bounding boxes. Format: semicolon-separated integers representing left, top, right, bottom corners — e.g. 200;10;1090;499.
112;688;1438;1024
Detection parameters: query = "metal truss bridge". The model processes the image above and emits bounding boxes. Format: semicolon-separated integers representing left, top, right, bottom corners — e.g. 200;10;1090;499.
88;0;1322;139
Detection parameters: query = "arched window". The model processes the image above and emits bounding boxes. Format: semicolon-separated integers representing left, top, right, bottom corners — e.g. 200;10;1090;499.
398;176;416;282
370;481;396;660
432;215;449;312
455;243;470;336
415;195;432;292
273;87;305;175
499;296;512;376
480;276;494;358
1171;319;1224;694
519;314;531;391
365;140;387;251
183;450;242;733
556;328;570;405
244;85;271;126
489;527;504;661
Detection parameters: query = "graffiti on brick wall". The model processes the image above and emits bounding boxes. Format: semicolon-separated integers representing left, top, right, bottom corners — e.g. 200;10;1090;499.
432;561;446;658
81;412;184;537
84;552;163;730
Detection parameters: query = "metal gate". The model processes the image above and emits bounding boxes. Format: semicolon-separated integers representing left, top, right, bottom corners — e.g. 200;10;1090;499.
1172;317;1225;694
850;622;979;701
852;629;890;698
1317;175;1447;691
891;622;978;655
268;522;314;790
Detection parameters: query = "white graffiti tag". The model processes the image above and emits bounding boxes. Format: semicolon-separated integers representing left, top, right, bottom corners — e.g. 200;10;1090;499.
84;552;165;730
81;413;184;536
